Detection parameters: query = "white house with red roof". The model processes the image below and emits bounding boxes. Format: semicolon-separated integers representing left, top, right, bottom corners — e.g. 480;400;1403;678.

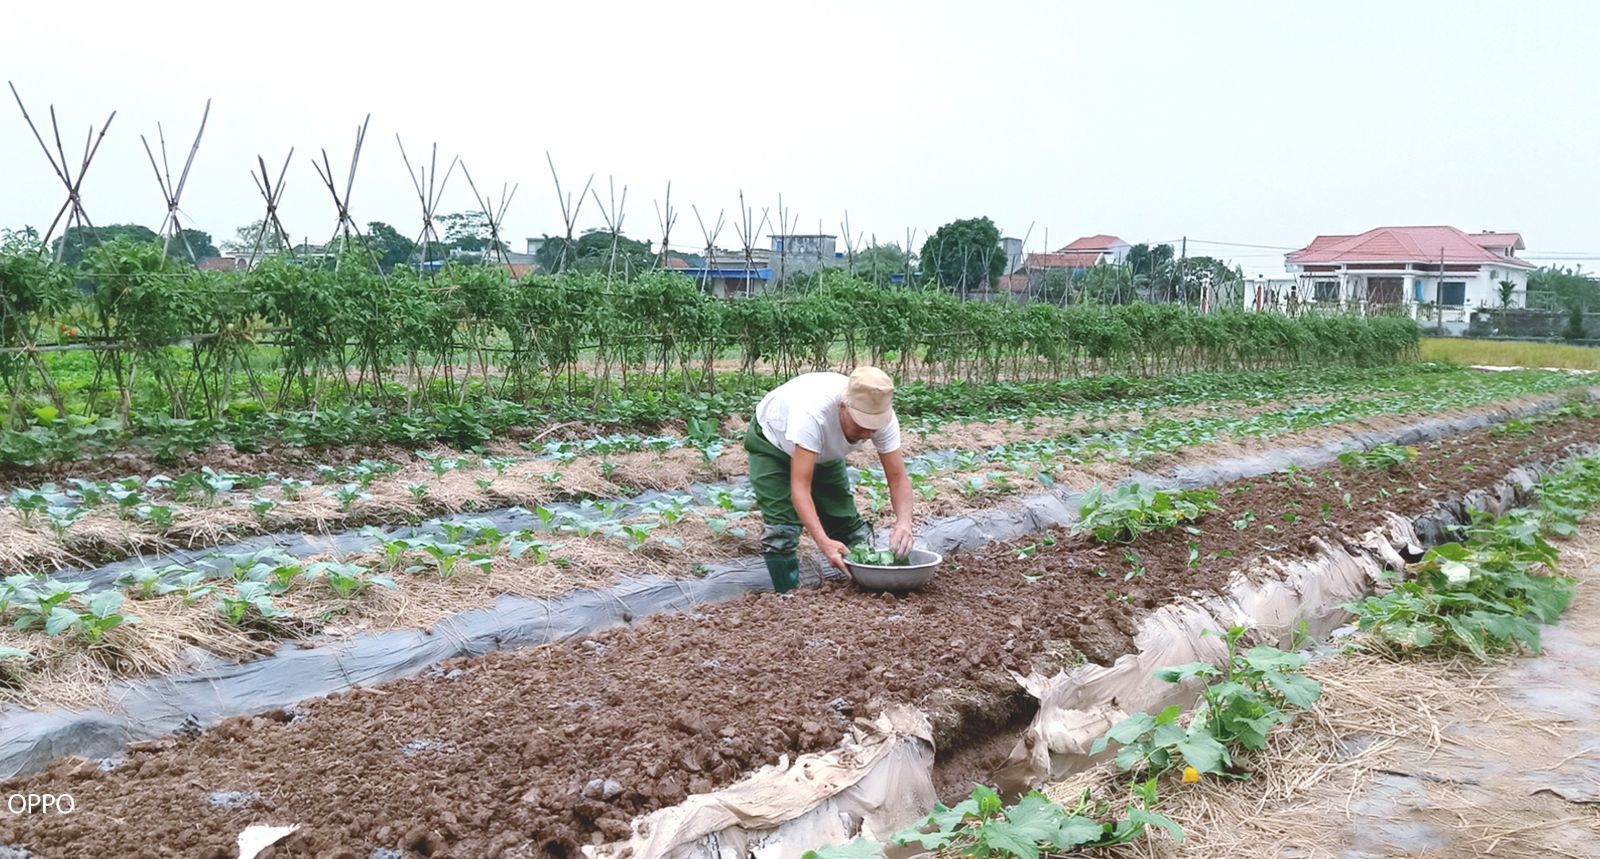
1284;225;1534;328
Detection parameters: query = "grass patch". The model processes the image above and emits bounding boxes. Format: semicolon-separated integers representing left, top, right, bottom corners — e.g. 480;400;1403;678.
1421;337;1600;371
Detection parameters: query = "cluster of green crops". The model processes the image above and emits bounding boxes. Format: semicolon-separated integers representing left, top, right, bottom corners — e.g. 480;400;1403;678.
0;240;1420;431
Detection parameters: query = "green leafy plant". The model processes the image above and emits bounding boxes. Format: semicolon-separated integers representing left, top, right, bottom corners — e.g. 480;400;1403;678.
116;566;182;599
846;545;906;566
170;571;215;605
1344;455;1600;660
0;574;41;616
50;590;141;642
138;503;175;529
507;536;556;563
892;784;1181;858
1074;484;1219;544
1095;627;1320;782
327;482;369;512
8;487;49;527
215;581;285;625
250;496;277;524
408;539;492;578
1337;443;1418;470
279;478;311;502
11;579;90;632
308;561;395;599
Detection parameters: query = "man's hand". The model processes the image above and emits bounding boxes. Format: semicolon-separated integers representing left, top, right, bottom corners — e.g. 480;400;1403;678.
889;521;914;557
820;538;850;571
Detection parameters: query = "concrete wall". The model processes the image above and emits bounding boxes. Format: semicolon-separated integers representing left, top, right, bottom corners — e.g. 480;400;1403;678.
1467;308;1600;340
1000;237;1024;274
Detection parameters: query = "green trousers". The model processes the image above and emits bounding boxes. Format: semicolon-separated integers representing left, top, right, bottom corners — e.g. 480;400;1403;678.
744;422;870;592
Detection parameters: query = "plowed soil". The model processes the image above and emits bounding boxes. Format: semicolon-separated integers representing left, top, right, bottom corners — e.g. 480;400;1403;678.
4;416;1599;858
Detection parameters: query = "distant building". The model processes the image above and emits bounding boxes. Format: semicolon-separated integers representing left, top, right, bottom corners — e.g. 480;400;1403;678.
1021;250;1105;274
770;234;842;284
1285;226;1533;331
1019;234;1130;277
674;247;773;298
1059;234;1131;265
197;255;249;272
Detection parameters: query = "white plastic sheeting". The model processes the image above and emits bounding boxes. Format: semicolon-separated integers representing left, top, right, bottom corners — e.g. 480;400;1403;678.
590;707;936;859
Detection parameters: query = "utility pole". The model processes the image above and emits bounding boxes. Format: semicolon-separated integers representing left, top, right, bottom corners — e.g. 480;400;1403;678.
1437;246;1445;334
1178;236;1188;305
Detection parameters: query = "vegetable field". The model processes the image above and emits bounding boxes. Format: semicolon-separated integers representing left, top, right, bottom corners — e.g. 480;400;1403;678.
0;260;1595;858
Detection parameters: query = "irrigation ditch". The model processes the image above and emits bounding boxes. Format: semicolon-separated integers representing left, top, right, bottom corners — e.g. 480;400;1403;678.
2;395;1599;858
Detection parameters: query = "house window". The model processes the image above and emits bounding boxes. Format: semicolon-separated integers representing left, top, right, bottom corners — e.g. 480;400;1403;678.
1368;277;1403;304
1440;281;1466;306
1313;281;1340;302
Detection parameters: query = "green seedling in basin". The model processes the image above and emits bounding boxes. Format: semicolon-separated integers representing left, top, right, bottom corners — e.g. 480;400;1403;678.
847;545;908;567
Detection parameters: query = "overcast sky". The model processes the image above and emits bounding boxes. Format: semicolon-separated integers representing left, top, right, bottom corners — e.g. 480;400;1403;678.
5;0;1599;274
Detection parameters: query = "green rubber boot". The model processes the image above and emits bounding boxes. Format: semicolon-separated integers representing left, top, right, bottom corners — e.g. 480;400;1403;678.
764;553;801;593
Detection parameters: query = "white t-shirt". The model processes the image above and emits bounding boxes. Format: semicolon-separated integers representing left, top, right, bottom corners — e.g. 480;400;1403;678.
755;372;901;462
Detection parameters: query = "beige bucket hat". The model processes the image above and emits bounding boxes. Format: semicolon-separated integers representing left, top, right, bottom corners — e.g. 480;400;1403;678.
844;366;895;430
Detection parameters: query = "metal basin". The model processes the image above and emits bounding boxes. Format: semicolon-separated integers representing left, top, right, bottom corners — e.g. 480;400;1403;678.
845;548;942;593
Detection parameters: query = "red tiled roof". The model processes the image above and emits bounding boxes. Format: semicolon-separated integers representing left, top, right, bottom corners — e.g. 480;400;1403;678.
1060;234;1126;252
1287;226;1534;269
1026;251;1103;269
997;272;1030;293
664;256;690;269
506;262;537;279
1298;234;1354;255
1469;232;1525;250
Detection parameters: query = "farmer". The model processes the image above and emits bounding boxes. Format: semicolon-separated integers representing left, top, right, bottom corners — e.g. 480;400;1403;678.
744;366;914;592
